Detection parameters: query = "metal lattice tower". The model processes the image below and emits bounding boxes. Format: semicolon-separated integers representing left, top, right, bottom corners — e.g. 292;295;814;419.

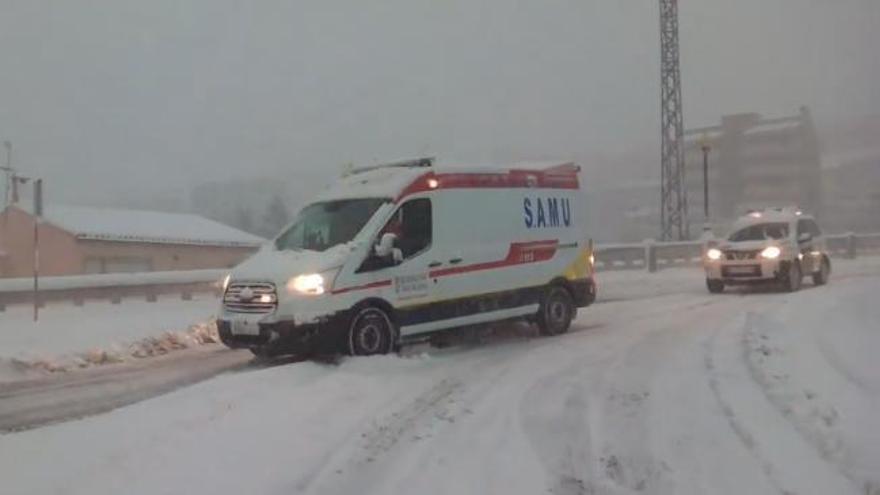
659;0;689;240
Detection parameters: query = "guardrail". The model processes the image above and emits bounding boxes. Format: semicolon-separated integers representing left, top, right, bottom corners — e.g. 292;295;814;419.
594;232;880;272
1;232;878;310
0;269;225;311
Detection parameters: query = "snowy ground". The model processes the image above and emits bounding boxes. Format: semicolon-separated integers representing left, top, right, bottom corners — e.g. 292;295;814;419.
1;259;878;494
0;295;219;381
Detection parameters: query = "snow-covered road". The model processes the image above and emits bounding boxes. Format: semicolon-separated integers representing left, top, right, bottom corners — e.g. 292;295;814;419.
1;260;878;495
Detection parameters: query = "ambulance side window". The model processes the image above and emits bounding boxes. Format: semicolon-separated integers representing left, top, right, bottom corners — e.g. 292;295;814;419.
360;198;432;272
395;198;432;259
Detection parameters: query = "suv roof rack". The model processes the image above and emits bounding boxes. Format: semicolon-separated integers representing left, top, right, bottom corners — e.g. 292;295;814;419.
344;157;434;177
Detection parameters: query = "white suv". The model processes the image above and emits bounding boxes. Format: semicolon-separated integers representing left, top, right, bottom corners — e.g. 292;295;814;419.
704;208;831;293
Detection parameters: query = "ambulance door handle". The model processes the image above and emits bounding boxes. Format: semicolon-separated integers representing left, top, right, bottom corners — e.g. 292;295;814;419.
428;261;443;268
449;258;463;265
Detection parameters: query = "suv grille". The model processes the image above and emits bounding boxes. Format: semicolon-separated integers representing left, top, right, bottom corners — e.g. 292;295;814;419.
724;250;759;261
223;282;277;314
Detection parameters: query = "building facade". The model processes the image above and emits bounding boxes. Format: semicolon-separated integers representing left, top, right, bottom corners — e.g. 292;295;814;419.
683;107;822;228
0;205;263;278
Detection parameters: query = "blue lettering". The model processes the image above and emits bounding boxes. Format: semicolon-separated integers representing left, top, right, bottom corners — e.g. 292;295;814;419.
547;198;559;227
562;198;571;226
536;198;546;227
523;198;533;228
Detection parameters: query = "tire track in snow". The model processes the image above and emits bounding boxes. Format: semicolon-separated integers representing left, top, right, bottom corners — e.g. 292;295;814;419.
742;307;879;492
520;357;606;495
703;312;858;495
0;347;252;432
520;295;730;495
703;326;792;495
295;338;546;495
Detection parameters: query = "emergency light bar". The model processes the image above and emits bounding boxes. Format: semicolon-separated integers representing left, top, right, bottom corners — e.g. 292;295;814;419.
345;157;434;177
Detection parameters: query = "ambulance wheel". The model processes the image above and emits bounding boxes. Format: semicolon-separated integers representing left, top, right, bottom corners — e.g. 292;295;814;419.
812;256;830;286
707;279;725;294
536;285;574;336
347;306;396;356
784;261;802;292
249;346;278;360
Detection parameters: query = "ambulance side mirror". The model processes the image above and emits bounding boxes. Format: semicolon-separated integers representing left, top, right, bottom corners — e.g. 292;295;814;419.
375;233;403;263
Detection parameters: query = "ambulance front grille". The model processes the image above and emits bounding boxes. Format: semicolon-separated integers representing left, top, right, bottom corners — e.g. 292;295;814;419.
223;282;278;314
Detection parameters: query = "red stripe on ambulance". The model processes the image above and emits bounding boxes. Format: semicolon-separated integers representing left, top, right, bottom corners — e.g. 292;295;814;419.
430;240;559;278
330;279;393;295
330;240;559;294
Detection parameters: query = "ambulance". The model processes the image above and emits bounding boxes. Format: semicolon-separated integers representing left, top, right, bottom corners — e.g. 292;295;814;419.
217;158;596;357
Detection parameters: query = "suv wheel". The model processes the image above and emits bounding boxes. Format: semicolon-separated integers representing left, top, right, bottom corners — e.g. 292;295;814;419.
784;261;802;292
536;285;575;336
812;256;831;286
347;306;396;356
707;279;725;294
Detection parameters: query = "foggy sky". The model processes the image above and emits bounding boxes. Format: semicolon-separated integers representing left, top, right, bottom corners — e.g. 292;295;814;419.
1;0;878;207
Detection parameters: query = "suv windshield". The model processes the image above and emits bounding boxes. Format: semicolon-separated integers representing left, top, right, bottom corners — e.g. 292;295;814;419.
275;198;389;252
728;222;790;242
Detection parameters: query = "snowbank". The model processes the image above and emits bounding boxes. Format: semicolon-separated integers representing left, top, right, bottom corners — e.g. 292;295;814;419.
0;295;220;382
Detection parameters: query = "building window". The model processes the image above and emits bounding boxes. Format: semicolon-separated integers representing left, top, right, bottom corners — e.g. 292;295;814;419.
84;257;153;274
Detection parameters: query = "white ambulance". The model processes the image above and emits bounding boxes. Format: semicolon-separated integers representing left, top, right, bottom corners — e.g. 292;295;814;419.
218;158;596;357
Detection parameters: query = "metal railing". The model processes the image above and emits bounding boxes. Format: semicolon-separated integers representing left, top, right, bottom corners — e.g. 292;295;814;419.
0;269;225;311
594;232;880;273
1;232;878;309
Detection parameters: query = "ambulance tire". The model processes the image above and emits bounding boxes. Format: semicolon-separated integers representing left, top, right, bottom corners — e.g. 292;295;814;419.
249;347;277;360
536;285;575;336
346;305;396;356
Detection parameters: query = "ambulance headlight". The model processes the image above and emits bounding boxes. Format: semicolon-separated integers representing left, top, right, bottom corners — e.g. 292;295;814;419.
287;273;325;295
222;274;231;291
706;248;723;261
761;246;781;259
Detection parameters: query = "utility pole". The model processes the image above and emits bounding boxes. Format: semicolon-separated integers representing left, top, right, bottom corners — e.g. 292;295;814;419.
10;169;42;321
33;178;42;322
659;0;689;240
2;141;12;209
699;134;711;225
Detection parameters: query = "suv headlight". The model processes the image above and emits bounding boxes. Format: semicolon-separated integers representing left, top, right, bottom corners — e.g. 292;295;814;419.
706;248;722;261
761;246;781;259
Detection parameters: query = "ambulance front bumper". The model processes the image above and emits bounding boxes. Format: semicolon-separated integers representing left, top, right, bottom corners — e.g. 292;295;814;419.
217;312;349;356
571;277;597;307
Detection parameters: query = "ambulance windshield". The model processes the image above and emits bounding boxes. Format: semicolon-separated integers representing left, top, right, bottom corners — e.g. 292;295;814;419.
275;198;390;252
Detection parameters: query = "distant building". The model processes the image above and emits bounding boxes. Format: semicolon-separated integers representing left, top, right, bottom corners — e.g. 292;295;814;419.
0;205;263;278
683;107;822;227
585;181;660;243
819;114;880;233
